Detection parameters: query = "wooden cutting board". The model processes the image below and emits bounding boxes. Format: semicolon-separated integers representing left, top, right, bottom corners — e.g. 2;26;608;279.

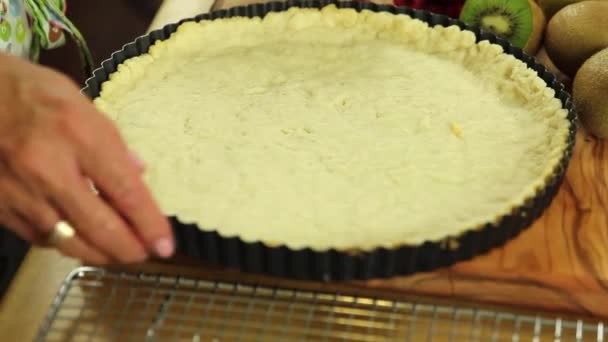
171;0;608;320
361;128;608;319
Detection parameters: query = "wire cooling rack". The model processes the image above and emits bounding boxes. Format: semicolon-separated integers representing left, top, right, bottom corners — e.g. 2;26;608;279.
36;267;607;342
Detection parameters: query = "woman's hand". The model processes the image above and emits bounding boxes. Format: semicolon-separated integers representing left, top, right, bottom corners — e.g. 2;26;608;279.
0;52;174;264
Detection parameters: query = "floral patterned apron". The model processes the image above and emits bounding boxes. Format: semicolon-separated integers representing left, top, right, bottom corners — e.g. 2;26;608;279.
0;0;93;76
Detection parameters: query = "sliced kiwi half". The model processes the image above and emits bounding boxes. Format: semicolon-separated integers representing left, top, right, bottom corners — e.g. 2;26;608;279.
459;0;546;55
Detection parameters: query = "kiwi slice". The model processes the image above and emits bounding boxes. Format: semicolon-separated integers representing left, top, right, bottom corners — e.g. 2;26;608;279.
459;0;546;54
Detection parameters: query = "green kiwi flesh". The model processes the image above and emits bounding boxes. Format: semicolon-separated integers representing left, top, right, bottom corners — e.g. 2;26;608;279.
459;0;534;49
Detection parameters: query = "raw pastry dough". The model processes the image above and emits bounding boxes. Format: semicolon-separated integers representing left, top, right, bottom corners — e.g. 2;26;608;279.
94;5;570;251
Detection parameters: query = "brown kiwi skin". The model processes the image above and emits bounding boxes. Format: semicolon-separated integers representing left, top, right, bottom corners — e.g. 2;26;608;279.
572;48;608;139
544;1;608;77
537;0;583;19
535;46;571;89
523;0;546;55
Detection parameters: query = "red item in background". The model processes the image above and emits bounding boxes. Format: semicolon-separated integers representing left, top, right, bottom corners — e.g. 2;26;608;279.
393;0;465;18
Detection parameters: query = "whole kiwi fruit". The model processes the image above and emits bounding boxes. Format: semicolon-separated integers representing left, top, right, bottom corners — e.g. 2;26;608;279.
459;0;546;55
535;46;571;87
572;48;608;139
544;1;608;77
537;0;584;19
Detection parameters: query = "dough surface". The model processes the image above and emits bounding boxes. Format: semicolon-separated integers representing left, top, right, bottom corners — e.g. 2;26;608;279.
94;5;570;250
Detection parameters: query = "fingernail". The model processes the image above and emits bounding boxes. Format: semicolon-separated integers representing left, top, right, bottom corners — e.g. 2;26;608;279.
154;238;174;258
129;150;146;170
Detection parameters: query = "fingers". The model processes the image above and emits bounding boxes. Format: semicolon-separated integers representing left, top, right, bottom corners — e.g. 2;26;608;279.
12;140;148;263
0;59;169;264
47;225;110;266
0;209;38;243
75;113;174;258
0;169;110;265
50;165;149;263
0;169;54;243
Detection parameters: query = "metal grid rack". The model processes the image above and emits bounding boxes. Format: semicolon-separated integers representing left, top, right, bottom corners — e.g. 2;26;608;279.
36;267;607;342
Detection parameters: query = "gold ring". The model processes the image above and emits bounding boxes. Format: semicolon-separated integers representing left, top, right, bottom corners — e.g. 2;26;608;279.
47;220;76;246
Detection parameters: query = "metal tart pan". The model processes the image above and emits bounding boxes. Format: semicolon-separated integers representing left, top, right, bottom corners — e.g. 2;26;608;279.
82;0;577;281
